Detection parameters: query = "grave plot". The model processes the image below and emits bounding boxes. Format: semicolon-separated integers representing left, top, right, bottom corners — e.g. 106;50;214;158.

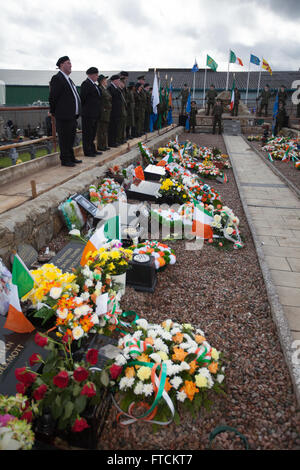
0;131;299;451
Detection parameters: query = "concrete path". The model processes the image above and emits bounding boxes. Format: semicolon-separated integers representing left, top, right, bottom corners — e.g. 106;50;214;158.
224;134;300;400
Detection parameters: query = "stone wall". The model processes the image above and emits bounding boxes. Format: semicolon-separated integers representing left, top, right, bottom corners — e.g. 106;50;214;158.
0;127;183;268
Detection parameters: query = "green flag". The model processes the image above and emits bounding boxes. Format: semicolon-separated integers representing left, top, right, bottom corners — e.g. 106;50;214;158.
12;254;34;299
207;55;218;72
104;215;120;241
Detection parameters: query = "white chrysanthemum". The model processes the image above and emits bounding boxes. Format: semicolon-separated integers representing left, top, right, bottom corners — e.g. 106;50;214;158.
170;327;181;335
133;381;144;395
176;390;187;402
143;383;154;397
85;279;93;288
180;361;190;372
154;338;168;353
133;330;143;339
197;367;210;378
147;329;158;339
160;331;172;341
170;376;183;390
119;377;135;390
115;354;127;366
80;292;90;302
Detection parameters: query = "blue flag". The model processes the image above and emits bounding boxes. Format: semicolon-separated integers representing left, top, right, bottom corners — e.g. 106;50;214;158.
185;93;191;131
272;91;279;136
192;60;199;72
250;54;260;66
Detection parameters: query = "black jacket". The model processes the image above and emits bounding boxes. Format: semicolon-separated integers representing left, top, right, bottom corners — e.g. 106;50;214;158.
49;71;80;119
107;83;122;120
80;78;102;119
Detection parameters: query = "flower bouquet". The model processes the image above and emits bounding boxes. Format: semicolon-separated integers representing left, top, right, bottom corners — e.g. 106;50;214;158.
138;142;156;165
158;178;189;204
210;206;244;249
0;394;35;450
106;165;125;184
15;333;110;444
58;199;85;231
89;179;126;208
247;135;262;142
23;264;79;328
128;241;176;270
109;319;225;427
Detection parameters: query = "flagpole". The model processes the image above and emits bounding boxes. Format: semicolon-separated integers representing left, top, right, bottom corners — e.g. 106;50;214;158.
203;66;207;109
245;56;251;105
226;49;230;91
192;71;196;100
256;56;262;98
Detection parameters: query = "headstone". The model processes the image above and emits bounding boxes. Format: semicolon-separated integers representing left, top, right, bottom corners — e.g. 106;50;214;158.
125;180;161;201
0;316;48;395
126;254;157;292
144;164;166;181
88;334;119;370
71;193;99;218
15;244;39;269
49;241;85;272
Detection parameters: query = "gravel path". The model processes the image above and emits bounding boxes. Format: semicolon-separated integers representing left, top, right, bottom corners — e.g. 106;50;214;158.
43;131;300;450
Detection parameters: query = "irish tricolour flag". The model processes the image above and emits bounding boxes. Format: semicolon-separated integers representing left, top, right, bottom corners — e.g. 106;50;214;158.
80;215;121;266
157;151;174;167
191;201;214;240
4;254;35;333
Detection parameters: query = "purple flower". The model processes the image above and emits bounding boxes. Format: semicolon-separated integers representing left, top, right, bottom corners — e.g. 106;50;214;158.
0;414;16;427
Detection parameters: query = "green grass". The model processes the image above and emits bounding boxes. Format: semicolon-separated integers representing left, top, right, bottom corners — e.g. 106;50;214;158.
0;148;56;169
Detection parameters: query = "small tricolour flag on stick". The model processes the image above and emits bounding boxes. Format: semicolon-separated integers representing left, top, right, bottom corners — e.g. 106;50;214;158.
157;151;174;167
191;201;214;240
80;215;121;266
4;254;35;333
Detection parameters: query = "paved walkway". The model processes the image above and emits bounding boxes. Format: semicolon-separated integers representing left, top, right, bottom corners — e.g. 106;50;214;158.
224;135;300;343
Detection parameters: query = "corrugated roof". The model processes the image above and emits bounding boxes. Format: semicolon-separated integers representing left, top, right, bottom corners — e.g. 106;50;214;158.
0;68;299;90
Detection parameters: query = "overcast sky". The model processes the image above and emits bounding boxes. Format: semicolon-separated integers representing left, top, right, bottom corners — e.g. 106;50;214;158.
1;0;300;72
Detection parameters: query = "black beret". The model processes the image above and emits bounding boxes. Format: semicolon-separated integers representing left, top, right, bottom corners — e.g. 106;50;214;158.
98;74;108;82
135;82;143;89
144;83;150;87
120;71;129;77
137;75;145;80
110;74;120;81
56;56;70;67
86;67;99;75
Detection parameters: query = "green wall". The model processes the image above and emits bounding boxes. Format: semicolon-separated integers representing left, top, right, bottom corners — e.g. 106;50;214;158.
5;85;81;106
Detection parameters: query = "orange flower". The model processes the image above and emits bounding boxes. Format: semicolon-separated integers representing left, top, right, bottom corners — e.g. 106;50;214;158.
164;377;172;392
135;353;151;369
172;332;184;344
172;347;188;362
208;361;218;374
189;360;198;375
125;367;135;378
195;335;206;344
145;337;154;346
181;380;199;401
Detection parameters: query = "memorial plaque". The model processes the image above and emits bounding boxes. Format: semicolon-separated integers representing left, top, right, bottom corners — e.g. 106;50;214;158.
71;193;99;218
0;316;48;395
15;244;38;269
144;164;166;181
49;241;85;272
87;334;119;370
125;180;161;202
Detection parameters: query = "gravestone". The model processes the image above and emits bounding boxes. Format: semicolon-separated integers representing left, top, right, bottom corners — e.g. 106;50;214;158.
125;180;161;202
0;316;47;395
14;244;39;269
49;241;85;272
144;164;166;181
70;193;100;218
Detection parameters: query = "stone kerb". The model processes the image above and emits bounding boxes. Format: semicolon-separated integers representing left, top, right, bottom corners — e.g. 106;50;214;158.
0;126;183;268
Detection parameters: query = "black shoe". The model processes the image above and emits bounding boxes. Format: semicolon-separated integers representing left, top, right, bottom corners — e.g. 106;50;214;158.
61;161;76;167
73;159;82;163
85;154;96;157
105;147;111;151
97;147;106;151
95;151;103;155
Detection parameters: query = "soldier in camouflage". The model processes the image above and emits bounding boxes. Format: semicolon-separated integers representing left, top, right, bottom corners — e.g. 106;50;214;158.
257;84;271;117
206;84;218;116
176;84;190;115
96;74;112;151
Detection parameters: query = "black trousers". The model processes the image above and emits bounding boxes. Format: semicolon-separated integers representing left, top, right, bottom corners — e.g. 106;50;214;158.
82;116;98;156
108;116;121;146
55;117;77;164
206;101;215;115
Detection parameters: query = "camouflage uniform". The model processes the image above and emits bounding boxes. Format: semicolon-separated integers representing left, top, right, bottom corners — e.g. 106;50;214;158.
212;101;223;134
258;87;271;117
97;83;112;151
126;85;135;138
144;87;152;133
134;87;144;136
117;85;127;144
189;103;197;132
177;87;190;114
206;88;218;115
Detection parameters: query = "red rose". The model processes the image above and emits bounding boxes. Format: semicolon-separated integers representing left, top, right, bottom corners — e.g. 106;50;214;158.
81;382;96;398
73;367;89;383
29;353;42;367
21;410;33;423
34;332;48;348
16;382;27;394
71;417;90;433
33;384;48;401
53;370;69;389
109;364;123;380
15;367;37;386
86;349;98;365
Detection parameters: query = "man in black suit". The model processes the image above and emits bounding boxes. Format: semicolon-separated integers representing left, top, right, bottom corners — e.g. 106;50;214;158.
49;56;82;167
107;74;122;147
80;67;102;157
